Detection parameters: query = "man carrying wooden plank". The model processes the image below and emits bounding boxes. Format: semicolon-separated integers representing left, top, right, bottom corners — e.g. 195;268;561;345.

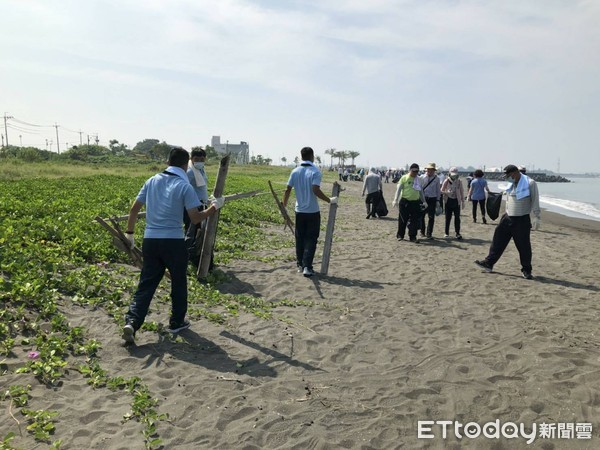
282;147;337;278
122;147;224;344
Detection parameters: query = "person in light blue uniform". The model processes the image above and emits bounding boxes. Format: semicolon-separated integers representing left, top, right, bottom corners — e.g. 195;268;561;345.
283;147;337;277
122;147;224;344
185;148;210;265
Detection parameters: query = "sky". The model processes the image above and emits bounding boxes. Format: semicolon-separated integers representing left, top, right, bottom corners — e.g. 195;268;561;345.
1;0;599;173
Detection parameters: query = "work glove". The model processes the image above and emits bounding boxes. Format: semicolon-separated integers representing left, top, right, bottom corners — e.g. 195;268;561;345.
210;196;225;210
532;217;541;230
330;196;338;205
125;233;135;249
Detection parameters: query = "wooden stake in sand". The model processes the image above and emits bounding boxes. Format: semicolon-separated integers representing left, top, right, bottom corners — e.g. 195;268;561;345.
197;154;230;280
268;180;294;234
320;182;341;275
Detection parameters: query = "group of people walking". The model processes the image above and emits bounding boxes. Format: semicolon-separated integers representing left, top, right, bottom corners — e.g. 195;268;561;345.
365;161;541;280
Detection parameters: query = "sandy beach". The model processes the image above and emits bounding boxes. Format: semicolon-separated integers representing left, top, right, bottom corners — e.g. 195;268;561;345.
3;177;600;449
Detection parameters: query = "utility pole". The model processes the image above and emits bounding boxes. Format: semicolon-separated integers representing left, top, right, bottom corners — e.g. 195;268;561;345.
19;135;22;146
1;134;4;148
3;113;13;146
54;123;60;154
78;130;83;145
87;134;90;145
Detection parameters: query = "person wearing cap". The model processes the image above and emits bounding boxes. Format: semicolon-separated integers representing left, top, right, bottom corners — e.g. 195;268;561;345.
518;166;527;174
467;169;491;224
122;147;225;344
392;163;427;243
362;167;383;219
283;147;338;278
419;162;442;239
441;167;465;240
475;164;541;279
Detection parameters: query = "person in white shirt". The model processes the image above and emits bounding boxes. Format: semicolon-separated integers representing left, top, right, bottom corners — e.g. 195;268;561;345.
362;168;383;219
475;164;541;279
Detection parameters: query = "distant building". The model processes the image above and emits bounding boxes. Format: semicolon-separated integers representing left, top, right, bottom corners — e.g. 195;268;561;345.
211;136;249;164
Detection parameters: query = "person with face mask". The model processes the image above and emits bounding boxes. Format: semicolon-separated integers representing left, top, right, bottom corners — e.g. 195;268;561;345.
392;163;427;243
475;164;541;279
185;148;209;266
441;167;465;239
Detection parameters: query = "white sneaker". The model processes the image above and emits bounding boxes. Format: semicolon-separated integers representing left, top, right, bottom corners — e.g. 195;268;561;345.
444;234;450;238
303;267;315;277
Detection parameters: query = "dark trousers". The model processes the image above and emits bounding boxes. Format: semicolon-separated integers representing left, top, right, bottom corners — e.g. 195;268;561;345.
397;199;421;240
486;214;532;272
295;212;321;270
126;238;188;330
444;198;461;235
365;191;379;217
184;205;209;267
420;197;438;236
472;199;486;221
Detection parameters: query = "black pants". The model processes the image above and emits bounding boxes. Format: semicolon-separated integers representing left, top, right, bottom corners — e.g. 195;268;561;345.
126;238;188;330
485;214;532;272
420;197;438;237
295;212;321;270
397;199;421;240
472;199;486;221
365;191;380;217
184;205;212;268
444;198;461;235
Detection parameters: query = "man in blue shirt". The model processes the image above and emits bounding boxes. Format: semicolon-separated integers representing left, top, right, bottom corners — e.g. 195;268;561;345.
282;147;337;277
122;147;224;344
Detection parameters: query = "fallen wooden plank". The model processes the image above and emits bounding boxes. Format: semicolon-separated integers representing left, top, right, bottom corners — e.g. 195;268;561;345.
268;180;294;234
320;182;341;275
107;190;266;222
95;216;144;270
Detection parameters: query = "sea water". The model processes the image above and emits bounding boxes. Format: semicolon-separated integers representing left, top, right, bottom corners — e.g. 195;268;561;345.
489;177;600;222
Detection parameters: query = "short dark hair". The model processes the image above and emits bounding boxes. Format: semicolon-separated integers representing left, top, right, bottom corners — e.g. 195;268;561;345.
474;169;484;178
168;147;190;167
300;147;314;160
191;148;206;158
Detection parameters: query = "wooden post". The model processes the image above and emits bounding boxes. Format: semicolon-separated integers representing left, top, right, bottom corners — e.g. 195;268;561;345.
320;182;341;275
268;180;294;234
197;154;230;280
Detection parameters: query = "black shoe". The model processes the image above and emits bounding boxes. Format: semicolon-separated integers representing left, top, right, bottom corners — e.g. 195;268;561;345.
473;218;477;223
426;234;433;240
167;320;191;334
482;218;487;224
409;238;420;244
122;324;136;344
522;269;533;280
474;260;493;273
456;234;463;240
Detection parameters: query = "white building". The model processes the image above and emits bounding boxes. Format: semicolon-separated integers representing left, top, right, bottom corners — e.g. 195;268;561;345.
211;136;249;164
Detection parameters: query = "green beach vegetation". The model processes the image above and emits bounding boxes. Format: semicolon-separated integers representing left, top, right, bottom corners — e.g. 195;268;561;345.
0;148;337;449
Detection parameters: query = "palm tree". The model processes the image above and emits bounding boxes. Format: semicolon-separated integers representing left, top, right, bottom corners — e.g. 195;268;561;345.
315;156;322;165
348;151;360;166
281;156;287;166
324;148;336;168
334;151;343;167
